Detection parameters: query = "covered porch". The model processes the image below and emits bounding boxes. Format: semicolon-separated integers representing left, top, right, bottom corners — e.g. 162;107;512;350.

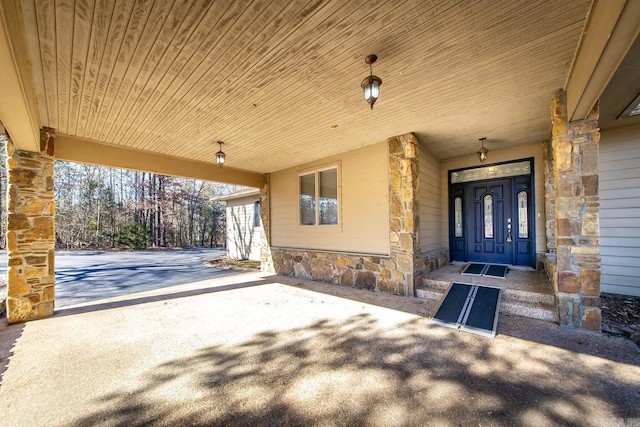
1;0;639;330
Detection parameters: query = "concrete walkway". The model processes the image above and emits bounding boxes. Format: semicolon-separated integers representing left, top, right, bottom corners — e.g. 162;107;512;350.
0;272;639;426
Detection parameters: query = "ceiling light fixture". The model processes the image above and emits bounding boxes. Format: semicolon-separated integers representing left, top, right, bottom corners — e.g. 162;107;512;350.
361;54;382;110
477;137;488;163
216;141;226;167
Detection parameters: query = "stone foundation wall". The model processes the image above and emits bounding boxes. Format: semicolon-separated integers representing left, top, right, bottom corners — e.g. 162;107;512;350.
5;131;56;323
272;249;403;293
418;248;449;275
272;247;450;295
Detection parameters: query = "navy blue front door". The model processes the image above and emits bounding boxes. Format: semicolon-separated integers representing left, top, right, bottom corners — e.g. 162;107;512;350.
449;160;536;268
465;179;513;264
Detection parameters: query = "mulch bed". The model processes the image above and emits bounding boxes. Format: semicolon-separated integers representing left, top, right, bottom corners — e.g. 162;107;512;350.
205;257;261;270
601;292;640;346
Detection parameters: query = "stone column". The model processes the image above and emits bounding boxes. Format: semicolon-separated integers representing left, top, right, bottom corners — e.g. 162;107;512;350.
543;139;556;253
550;92;601;330
5;129;56;323
387;133;420;297
259;173;274;273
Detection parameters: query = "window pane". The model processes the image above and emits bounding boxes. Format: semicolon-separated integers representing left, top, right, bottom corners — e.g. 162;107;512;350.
254;201;261;228
518;191;528;238
484;194;493;238
454;197;463;237
299;173;315;225
319;168;338;225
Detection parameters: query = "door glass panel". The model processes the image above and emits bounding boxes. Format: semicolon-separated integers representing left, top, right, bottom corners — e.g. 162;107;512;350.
484;194;493;238
518;191;528;238
454;197;463;237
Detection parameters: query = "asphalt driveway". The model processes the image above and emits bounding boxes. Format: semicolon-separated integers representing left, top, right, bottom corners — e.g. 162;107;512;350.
0;249;242;307
0;272;638;426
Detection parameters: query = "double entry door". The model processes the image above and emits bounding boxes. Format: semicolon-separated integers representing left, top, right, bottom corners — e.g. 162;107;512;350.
450;172;534;267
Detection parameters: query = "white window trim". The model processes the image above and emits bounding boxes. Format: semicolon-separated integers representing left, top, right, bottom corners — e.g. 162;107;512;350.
298;163;340;227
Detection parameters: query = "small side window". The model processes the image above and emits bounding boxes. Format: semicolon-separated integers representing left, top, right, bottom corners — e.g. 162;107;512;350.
254;201;261;228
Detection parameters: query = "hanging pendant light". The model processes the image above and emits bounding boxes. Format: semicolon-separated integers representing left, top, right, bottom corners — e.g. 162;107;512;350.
216;141;226;167
477;137;488;163
361;54;382;110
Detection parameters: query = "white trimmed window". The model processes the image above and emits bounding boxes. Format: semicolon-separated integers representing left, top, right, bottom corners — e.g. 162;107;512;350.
299;165;339;226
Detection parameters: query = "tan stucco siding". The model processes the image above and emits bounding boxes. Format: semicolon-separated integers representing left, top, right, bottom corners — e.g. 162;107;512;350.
226;196;262;261
440;143;546;255
419;144;444;252
270;142;389;255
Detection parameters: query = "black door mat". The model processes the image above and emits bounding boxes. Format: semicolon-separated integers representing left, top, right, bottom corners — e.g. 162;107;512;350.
461;263;488;276
483;264;509;279
430;282;502;338
461;263;509;278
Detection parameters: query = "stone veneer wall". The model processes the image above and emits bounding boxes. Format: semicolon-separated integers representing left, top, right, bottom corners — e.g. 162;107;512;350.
5;130;56;323
549;92;601;330
259;174;274;273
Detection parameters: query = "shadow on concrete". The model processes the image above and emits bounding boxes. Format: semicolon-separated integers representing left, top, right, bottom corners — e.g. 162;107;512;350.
68;312;640;426
277;278;640;367
55;279;271;318
0;320;25;389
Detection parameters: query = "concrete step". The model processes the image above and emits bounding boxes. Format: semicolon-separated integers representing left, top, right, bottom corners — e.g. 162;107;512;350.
416;280;558;323
500;300;558;322
422;278;450;292
415;288;442;301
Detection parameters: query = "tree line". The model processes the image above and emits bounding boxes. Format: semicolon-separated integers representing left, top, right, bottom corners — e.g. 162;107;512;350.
0;135;241;250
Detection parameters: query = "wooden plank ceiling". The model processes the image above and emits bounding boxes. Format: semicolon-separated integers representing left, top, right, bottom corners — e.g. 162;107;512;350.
19;0;591;173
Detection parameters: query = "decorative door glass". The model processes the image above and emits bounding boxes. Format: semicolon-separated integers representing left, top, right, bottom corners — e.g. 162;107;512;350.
454;197;463;237
518;191;528;238
484;194;493;238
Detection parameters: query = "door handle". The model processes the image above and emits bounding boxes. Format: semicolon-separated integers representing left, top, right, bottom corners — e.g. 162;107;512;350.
506;218;512;242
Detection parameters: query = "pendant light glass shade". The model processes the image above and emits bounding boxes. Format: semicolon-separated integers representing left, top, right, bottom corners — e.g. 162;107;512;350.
361;54;382;110
477;138;488;163
216;141;226;167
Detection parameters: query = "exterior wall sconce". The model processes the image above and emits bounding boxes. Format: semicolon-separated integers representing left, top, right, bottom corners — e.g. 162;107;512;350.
216;141;226;167
477;137;488;163
361;54;382;110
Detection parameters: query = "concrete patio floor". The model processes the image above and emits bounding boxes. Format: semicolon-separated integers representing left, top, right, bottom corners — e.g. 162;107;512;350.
0;272;639;426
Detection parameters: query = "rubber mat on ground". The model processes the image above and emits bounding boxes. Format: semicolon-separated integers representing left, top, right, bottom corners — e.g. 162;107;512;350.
483;264;509;279
461;263;488;276
431;282;502;338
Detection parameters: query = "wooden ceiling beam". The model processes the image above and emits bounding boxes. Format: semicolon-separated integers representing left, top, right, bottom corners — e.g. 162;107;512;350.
0;0;41;152
566;0;640;121
55;135;263;188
